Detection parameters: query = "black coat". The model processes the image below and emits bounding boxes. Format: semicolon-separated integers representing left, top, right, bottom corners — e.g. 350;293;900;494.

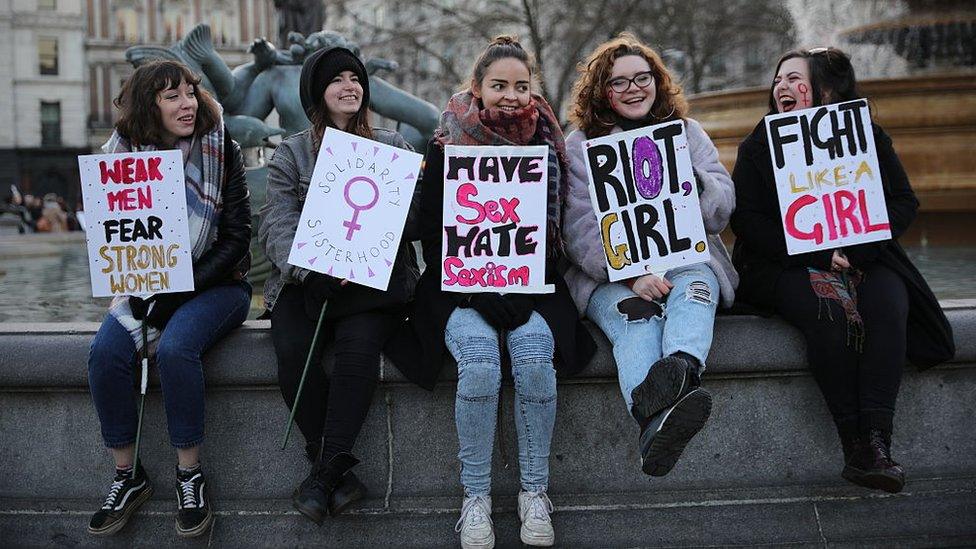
730;120;954;370
385;141;596;389
192;132;252;289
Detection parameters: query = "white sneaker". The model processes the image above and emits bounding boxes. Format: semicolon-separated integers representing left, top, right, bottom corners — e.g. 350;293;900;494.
518;491;555;547
455;495;494;549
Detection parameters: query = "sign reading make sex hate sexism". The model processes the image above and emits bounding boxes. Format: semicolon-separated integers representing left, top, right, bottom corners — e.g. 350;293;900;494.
288;128;422;291
765;99;891;255
441;145;552;294
78;150;194;297
582;120;709;281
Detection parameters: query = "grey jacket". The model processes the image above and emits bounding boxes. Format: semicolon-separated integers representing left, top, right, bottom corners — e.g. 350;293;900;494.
562;117;739;314
258;127;419;311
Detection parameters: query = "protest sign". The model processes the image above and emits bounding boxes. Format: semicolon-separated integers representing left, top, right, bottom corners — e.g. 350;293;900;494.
441;145;552;294
287;128;422;291
78;150;194;297
765;98;890;255
582;120;709;281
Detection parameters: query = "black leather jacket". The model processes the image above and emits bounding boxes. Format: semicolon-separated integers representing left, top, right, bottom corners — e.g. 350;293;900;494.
191;132;252;289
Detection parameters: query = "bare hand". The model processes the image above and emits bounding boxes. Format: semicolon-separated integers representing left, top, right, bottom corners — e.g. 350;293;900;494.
631;274;673;301
340;279;350;286
831;250;850;271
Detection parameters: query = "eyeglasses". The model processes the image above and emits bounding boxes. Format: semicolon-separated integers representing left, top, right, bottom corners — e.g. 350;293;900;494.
607;71;654;93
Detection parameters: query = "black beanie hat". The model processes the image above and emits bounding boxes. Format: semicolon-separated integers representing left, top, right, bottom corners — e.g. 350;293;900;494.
300;46;370;118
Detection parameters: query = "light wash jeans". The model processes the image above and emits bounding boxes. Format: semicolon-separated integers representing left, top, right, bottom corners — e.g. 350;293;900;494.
586;264;719;410
445;307;557;497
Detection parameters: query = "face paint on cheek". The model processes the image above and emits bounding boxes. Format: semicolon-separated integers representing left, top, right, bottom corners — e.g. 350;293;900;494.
797;83;810;107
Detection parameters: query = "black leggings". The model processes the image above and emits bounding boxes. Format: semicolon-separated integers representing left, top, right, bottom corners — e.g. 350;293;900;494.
271;284;395;460
774;263;909;436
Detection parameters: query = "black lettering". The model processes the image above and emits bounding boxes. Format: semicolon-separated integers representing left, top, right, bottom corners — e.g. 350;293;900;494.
634;204;667;259
491;222;516;255
768;116;800;169
473;229;492;256
477;156;499;182
663;199;692;253
587;144;626;212
514;225;538;255
518;156;544;183
446;156;476;181
444;225;477;257
500;156;520;181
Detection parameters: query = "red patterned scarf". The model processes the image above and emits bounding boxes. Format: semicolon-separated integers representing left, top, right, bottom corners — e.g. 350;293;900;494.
809;267;865;351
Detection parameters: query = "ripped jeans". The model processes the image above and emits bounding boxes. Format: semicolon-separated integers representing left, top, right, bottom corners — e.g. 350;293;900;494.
445;307;557;497
586;263;719;410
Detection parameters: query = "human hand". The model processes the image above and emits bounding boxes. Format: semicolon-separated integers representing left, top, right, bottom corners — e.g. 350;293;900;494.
302;273;344;318
463;293;514;331
831;250;850;271
631;274;673;301
145;292;194;330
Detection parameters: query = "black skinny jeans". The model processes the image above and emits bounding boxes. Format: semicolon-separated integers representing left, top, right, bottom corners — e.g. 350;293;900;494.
774;263;909;437
271;284;395;460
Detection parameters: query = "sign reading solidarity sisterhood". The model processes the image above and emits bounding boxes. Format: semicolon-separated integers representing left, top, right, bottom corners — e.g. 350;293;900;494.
78;150;194;297
441;145;552;294
582;120;709;281
288;128;422;291
765;99;890;255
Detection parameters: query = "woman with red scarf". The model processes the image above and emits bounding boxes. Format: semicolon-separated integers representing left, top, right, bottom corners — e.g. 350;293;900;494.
387;36;594;548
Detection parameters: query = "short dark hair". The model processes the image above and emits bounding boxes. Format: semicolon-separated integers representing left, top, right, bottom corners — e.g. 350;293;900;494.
114;60;222;147
768;47;862;113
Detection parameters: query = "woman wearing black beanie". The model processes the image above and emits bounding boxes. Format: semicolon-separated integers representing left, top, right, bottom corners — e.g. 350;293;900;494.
258;46;419;524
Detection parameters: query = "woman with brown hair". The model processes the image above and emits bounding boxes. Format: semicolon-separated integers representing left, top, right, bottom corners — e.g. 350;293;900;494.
562;33;738;477
87;60;252;537
257;46;419;525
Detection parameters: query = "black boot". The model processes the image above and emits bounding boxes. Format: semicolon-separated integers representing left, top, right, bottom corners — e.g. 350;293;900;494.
292;452;360;524
302;439;367;517
842;429;905;494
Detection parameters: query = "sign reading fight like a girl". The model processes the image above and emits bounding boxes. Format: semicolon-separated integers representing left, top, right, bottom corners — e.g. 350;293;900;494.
582;120;709;281
764;99;891;255
78;150;194;297
288;128;422;291
441;145;553;294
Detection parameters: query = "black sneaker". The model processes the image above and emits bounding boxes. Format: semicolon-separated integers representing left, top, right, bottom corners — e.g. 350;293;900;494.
175;466;213;537
639;387;712;476
88;465;154;536
630;355;693;424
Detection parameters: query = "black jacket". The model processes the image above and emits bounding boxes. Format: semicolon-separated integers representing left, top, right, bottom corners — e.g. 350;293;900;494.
730;120;953;369
191;131;252;290
385;141;596;389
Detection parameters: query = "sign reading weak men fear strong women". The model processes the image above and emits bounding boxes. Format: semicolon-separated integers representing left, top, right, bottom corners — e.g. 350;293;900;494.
78;150;194;297
765;99;890;255
288;128;422;291
583;120;709;281
441;145;553;294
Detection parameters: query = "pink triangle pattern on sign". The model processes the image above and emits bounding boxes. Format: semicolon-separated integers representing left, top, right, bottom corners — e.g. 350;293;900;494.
351;142;358;152
325;147;333;156
405;173;415;180
373;146;379;156
327;265;334;275
367;267;375;278
296;242;306;249
308;257;317;265
349;268;356;280
385;258;393;267
391;152;399;162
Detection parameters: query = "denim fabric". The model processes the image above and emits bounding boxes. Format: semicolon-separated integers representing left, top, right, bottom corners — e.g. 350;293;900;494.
586;264;719;410
445;307;556;496
88;282;251;448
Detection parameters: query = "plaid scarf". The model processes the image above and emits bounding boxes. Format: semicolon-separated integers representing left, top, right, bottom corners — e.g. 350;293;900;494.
435;91;568;256
809;267;865;352
102;121;225;351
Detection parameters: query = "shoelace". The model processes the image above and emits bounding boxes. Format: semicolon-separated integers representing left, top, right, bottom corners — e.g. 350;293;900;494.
101;478;126;510
179;474;200;508
455;495;492;533
523;491;553;522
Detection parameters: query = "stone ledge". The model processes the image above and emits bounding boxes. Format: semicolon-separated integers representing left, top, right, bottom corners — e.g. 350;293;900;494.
1;301;974;388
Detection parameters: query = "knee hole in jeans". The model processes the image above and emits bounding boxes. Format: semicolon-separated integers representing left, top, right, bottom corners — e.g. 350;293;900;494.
684;281;715;305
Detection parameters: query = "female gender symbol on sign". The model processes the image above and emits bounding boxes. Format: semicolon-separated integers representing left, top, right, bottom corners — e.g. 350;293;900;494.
342;176;380;240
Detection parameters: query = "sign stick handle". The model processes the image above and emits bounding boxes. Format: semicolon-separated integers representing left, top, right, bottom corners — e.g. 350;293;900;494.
132;320;149;480
281;300;328;450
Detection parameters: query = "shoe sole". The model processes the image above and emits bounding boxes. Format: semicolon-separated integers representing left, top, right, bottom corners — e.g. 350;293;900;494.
520;525;554;546
329;474;367;517
87;483;154;536
631;356;688;423
460;532;496;549
641;388;712;476
842;466;905;494
176;508;214;538
293;496;326;525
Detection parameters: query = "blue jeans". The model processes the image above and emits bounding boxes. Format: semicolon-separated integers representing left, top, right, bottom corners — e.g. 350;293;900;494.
586;264;719;410
445;307;557;496
88;282;251;448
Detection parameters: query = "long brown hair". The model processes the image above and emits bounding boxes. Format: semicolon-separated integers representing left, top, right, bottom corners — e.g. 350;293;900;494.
767;48;862;114
113;60;221;147
569;33;687;138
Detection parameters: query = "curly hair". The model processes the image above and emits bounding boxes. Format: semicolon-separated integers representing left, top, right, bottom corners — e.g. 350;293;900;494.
113;60;221;147
569;33;687;138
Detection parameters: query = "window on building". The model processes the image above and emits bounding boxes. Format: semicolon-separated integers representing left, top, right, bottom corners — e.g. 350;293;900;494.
162;0;188;42
38;37;58;76
40;102;62;147
116;5;140;43
210;4;238;46
38;0;56;10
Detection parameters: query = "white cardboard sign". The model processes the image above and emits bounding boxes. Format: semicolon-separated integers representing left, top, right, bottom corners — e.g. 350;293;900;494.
77;149;194;298
764;99;890;255
581;120;709;281
288;128;422;290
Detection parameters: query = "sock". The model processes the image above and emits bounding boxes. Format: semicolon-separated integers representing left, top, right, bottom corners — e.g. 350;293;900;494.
178;462;201;477
116;464;134;476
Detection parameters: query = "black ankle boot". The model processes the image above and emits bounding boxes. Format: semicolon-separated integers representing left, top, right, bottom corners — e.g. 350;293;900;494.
842;430;904;494
292;452;360;525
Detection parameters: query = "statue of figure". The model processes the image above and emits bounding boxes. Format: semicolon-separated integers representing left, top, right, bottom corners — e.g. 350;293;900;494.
272;0;324;48
125;24;440;151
